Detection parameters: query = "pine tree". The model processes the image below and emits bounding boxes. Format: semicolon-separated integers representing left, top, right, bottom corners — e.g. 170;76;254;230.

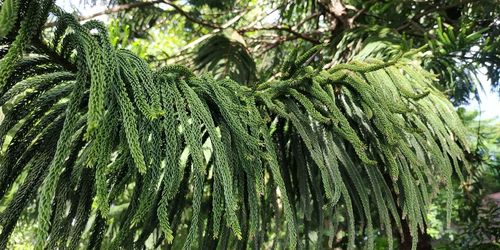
0;1;471;249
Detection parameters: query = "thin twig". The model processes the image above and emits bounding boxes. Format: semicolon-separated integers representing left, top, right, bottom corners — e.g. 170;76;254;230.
239;26;320;44
32;39;78;72
45;1;162;28
396;0;479;31
160;0;221;29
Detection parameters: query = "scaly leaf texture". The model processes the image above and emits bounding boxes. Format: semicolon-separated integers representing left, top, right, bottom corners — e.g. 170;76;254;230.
0;3;470;250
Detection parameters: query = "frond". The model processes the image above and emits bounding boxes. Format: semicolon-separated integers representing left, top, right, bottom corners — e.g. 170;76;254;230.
0;0;19;38
195;32;256;85
0;2;471;250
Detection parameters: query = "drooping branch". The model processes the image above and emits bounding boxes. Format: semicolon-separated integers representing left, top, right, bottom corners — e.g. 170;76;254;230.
31;39;77;72
0;2;476;250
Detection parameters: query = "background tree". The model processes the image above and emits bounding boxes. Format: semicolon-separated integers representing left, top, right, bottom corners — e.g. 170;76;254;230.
96;0;499;104
0;0;497;249
427;108;499;249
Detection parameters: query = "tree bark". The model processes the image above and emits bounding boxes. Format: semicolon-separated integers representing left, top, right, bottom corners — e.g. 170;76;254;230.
400;218;433;250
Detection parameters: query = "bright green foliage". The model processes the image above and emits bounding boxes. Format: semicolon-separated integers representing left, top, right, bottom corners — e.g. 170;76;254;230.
0;1;471;249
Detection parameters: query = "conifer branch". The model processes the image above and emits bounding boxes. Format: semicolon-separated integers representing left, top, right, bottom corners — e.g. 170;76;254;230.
0;2;472;249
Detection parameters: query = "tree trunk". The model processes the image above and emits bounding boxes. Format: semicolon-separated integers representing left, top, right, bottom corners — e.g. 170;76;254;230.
400;219;433;250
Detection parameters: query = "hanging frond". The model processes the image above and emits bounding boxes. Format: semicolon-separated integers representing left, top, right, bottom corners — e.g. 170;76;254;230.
0;0;19;38
0;1;471;249
195;32;256;85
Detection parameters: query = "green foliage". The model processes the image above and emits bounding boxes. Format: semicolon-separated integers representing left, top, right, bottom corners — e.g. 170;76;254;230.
278;0;499;104
0;0;19;38
0;1;475;249
428;109;499;249
189;0;235;10
195;32;256;84
103;0;499;105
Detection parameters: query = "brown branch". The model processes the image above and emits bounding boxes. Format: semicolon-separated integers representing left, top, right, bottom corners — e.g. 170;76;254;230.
82;1;162;20
349;0;377;23
45;0;223;29
160;0;221;29
319;0;352;29
238;26;320;44
155;10;248;64
396;0;479;32
295;12;321;29
45;1;162;28
253;36;296;56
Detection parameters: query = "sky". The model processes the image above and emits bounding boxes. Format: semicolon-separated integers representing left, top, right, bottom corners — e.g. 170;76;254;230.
55;0;500;121
463;70;500;120
56;0;107;18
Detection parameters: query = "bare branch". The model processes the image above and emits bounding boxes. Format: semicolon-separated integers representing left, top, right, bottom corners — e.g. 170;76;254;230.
238;26;320;44
319;0;353;29
160;0;221;29
45;0;224;29
396;0;479;31
295;12;321;29
45;0;162;28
